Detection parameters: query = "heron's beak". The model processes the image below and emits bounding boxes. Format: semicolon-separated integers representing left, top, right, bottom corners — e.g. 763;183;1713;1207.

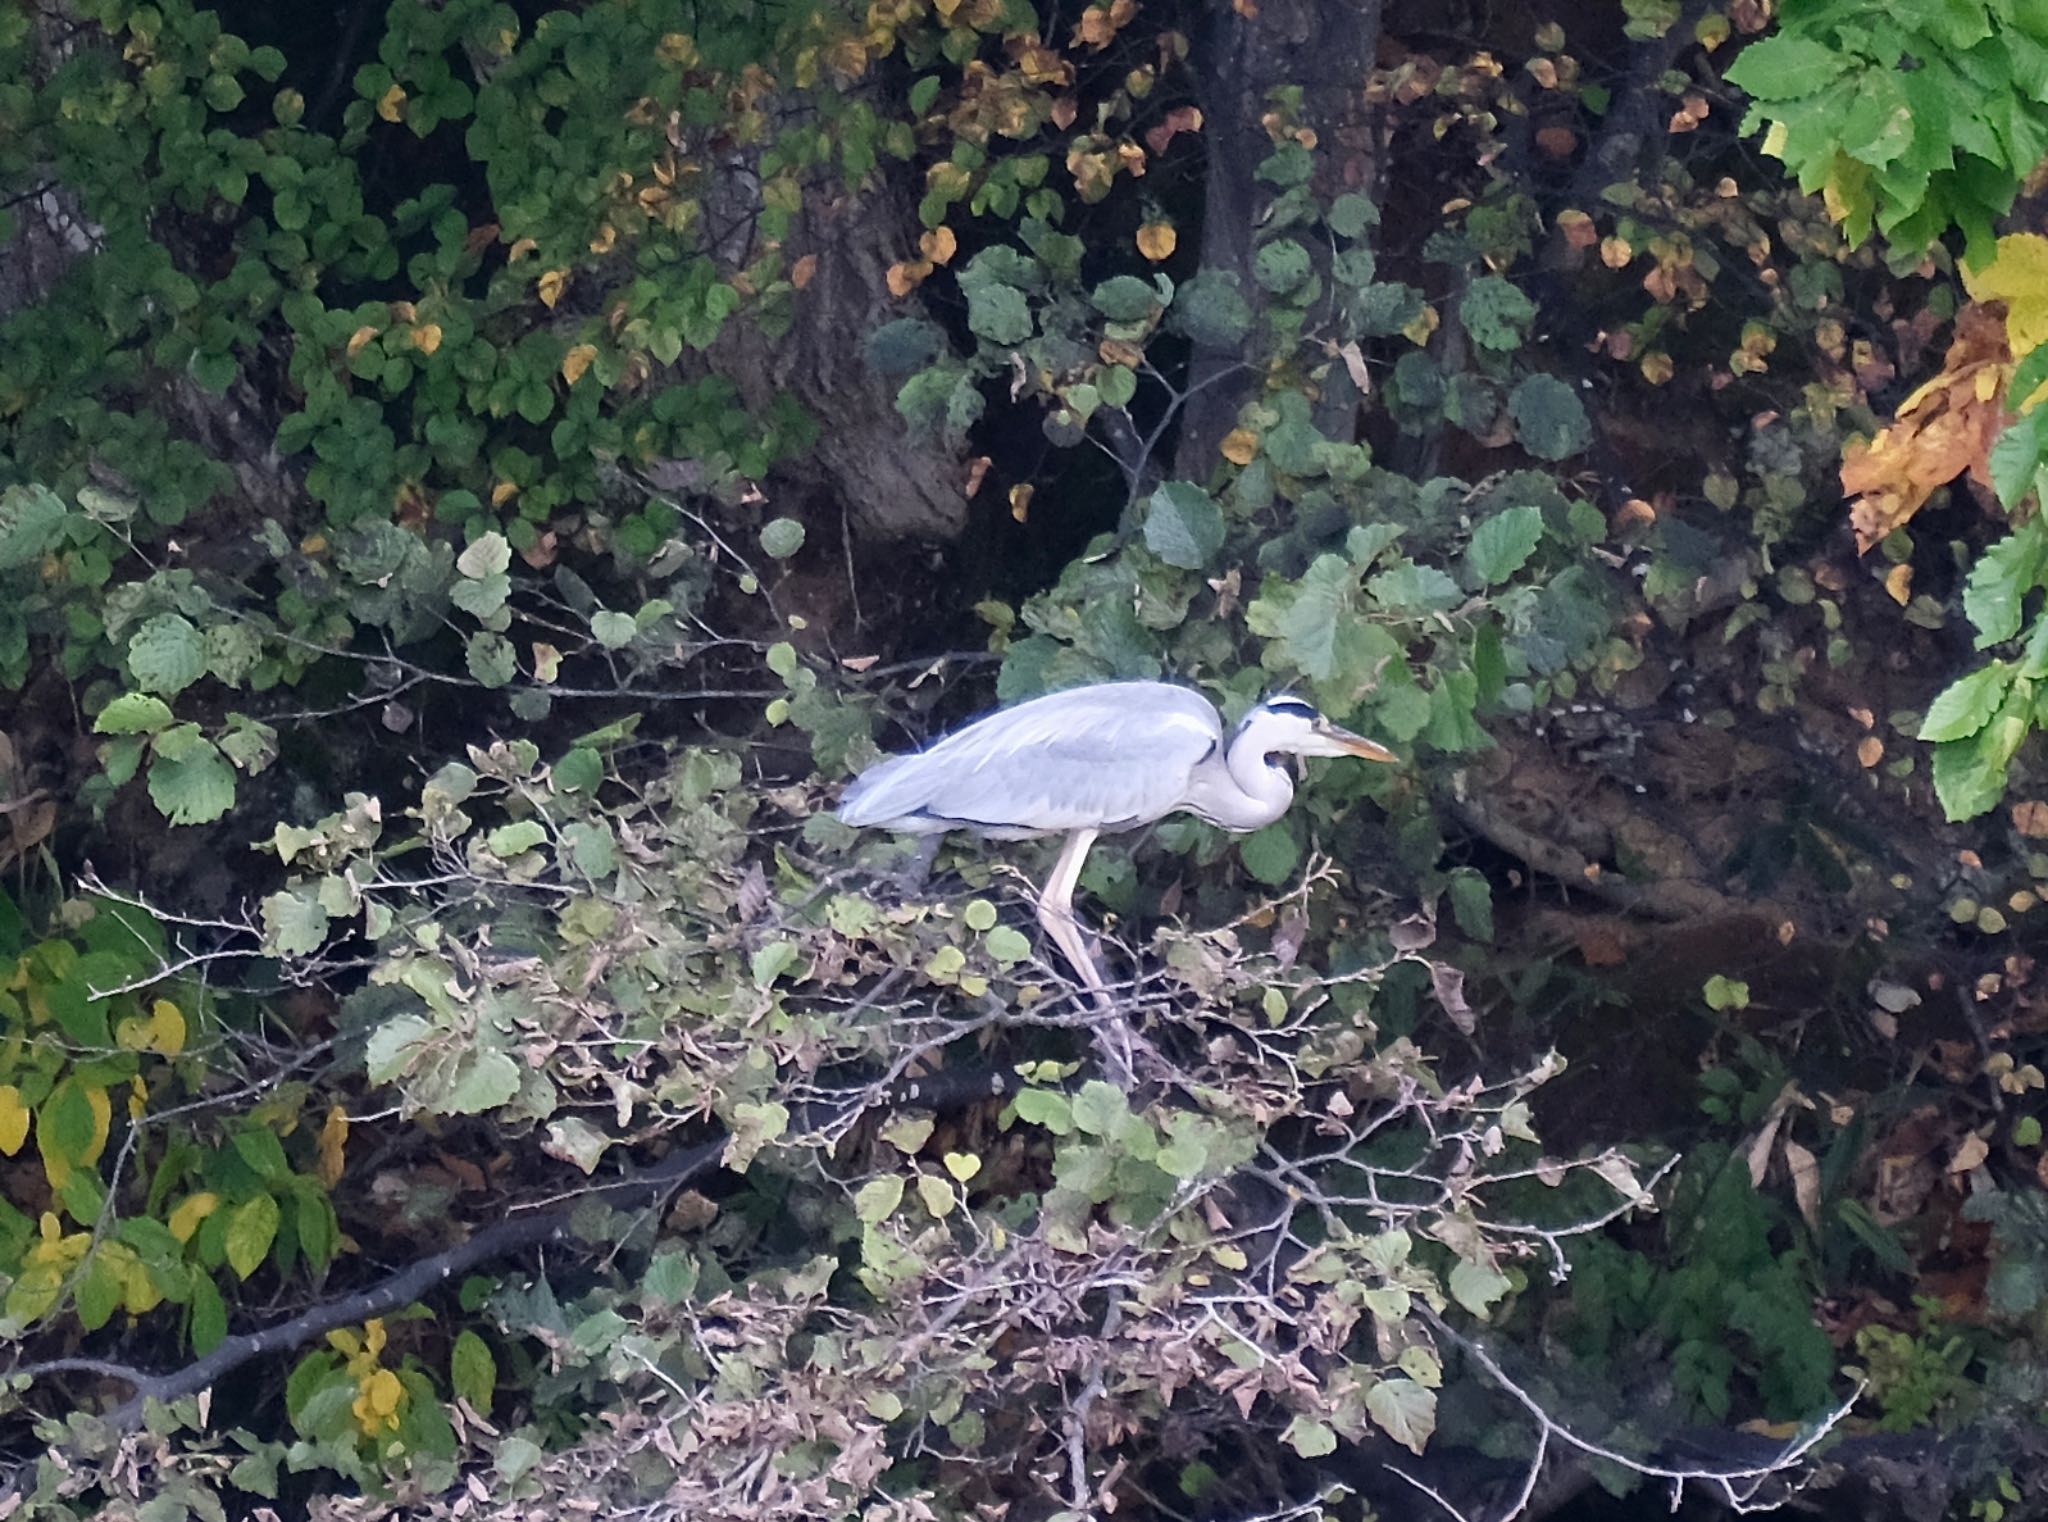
1317;719;1400;763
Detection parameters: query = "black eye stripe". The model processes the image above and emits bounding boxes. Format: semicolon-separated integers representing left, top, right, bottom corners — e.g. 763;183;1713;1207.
1262;698;1320;719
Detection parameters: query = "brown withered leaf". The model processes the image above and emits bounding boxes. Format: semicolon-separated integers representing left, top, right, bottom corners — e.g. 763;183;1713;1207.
1841;304;2013;553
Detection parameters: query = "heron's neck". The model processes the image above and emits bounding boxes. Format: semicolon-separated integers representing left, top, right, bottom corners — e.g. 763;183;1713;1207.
1217;732;1296;831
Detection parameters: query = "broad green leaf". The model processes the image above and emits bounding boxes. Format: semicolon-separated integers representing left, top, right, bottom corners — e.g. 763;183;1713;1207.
854;1175;905;1222
1328;192;1379;238
761;518;806;558
964;899;998;931
1723;35;1853;100
985;925;1031;963
1011;1088;1073;1135
1283;1416;1338;1458
1465;504;1545;584
1239;822;1300;886
1448;1258;1513;1317
1965;522;2048;647
1143;482;1226;569
1509;373;1592;460
128;615;208;696
1171;271;1253;348
1070;1081;1130;1137
0;484;69;568
466;632;518;687
1368;561;1463;612
1366;1376;1437;1455
965;282;1032;345
590;611;636;649
1919;661;2015;742
1253;240;1311;294
148;740;236;825
1461;275;1536;351
456;532;510;578
446;1050;522;1114
1090;275;1158;322
95;693;174;736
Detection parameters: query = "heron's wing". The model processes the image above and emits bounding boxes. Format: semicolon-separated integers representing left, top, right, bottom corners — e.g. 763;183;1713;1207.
838;682;1225;836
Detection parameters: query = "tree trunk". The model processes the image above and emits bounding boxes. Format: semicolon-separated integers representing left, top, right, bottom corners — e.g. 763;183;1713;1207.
1176;0;1383;478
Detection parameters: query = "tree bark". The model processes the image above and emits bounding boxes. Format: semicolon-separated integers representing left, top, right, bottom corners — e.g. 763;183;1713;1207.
1176;0;1383;478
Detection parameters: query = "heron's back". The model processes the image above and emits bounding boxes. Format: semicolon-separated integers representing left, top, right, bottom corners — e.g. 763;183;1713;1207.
837;681;1226;838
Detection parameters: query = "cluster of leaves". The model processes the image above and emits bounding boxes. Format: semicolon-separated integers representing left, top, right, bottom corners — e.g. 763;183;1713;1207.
0;890;339;1358
1725;0;2048;263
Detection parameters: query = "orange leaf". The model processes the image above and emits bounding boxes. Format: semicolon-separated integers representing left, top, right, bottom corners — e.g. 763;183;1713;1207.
791;254;818;290
920;226;958;265
1842;304;2013;552
1220;428;1260;466
886;259;931;297
537;269;568;309
2013;800;2048;836
410;323;442;356
1136;221;1177;261
562;343;598;385
1010;483;1033;523
1883;563;1913;604
1857;736;1884;768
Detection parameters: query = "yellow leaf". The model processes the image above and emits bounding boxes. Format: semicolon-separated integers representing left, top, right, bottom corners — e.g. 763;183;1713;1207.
920;225;957;265
589;222;616;255
0;1086;27;1156
537;269;568;309
410;322;442;355
1964;233;2048;357
562;343;599;385
507;236;538;262
1220;428;1260;466
150;999;186;1056
81;1085;110;1167
791;253;818;290
491;479;520;507
318;1104;349;1188
169;1191;221;1244
656;31;698;67
1401;304;1441;345
1136;221;1177;261
942;1150;981;1183
1009;483;1033;523
1883;563;1912;605
346;325;379;358
376;84;406;123
128;1076;147;1122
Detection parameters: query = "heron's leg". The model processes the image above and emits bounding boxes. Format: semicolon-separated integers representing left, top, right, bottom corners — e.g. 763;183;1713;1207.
1036;829;1139;1084
886;834;945;895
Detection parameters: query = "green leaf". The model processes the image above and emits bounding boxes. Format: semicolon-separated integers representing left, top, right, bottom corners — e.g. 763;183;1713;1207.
261;889;331;957
95;693;174;736
128;615;208;696
451;1330;496;1411
1449;1258;1513;1316
1143;482;1227;569
760;518;806;558
985;925;1031;963
1239;822;1300;885
1011;1088;1072;1134
1090;276;1159;322
1933;725;2021;821
1989;410;2048;509
225;1194;281;1279
1283;1416;1338;1458
1328;192;1379;239
1070;1081;1130;1136
1509;373;1592;460
854;1175;904;1222
148;740;236;825
1366;1377;1437;1455
1448;869;1494;941
446;1050;522;1114
1920;661;2016;741
965;282;1032;345
1170;271;1253;348
0;484;69;568
466;632;518;687
1466;504;1545;584
457;532;511;579
1965;521;2048;647
590;611;637;649
1368;561;1463;612
964;899;998;932
1461;276;1536;351
1723;35;1854;100
1253;239;1311;294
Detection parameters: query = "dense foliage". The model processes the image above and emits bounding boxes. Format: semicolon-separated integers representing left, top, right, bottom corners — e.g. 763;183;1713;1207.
3;0;2048;1519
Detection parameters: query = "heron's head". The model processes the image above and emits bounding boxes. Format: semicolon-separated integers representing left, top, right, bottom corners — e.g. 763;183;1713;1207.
1241;695;1400;763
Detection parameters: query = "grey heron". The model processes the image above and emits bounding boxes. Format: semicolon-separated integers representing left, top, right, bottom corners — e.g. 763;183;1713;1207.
837;681;1399;1016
